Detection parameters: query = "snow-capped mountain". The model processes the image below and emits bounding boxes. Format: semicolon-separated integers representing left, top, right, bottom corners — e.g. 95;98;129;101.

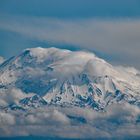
0;47;140;111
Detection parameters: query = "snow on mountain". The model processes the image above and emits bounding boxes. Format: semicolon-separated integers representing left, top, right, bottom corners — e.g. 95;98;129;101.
0;47;140;111
0;56;4;64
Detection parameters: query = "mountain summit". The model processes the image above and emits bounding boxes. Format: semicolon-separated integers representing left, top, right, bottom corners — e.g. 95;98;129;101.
0;47;140;111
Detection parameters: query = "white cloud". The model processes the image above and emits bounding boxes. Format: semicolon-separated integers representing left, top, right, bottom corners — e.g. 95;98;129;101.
0;88;34;106
116;66;140;75
0;112;15;125
0;103;139;138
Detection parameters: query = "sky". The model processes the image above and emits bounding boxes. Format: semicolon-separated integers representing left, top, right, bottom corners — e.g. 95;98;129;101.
0;0;140;69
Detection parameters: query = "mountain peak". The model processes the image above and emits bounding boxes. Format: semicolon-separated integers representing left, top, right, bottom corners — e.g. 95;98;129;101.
23;47;71;57
23;47;96;59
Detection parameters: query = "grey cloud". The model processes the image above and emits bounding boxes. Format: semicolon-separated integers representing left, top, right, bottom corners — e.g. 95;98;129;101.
0;103;140;138
0;16;140;69
0;88;36;107
0;112;15;125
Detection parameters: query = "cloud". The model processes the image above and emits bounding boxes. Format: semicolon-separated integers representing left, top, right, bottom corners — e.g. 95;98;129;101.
116;66;140;75
0;88;35;106
0;112;15;125
24;109;70;126
0;103;140;138
0;16;140;69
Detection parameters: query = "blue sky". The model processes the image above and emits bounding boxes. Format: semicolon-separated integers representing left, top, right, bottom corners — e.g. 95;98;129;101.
1;0;140;18
0;0;140;69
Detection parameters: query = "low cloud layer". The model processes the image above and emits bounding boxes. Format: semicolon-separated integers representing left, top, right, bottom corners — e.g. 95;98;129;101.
0;16;140;69
0;103;140;139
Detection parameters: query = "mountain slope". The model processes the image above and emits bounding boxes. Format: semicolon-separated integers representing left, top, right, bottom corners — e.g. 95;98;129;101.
0;47;140;111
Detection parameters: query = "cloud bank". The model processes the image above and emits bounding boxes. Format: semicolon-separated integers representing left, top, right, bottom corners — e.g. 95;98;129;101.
0;16;140;69
0;103;140;139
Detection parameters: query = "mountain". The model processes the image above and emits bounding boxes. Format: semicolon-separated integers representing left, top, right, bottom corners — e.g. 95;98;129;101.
0;47;140;111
